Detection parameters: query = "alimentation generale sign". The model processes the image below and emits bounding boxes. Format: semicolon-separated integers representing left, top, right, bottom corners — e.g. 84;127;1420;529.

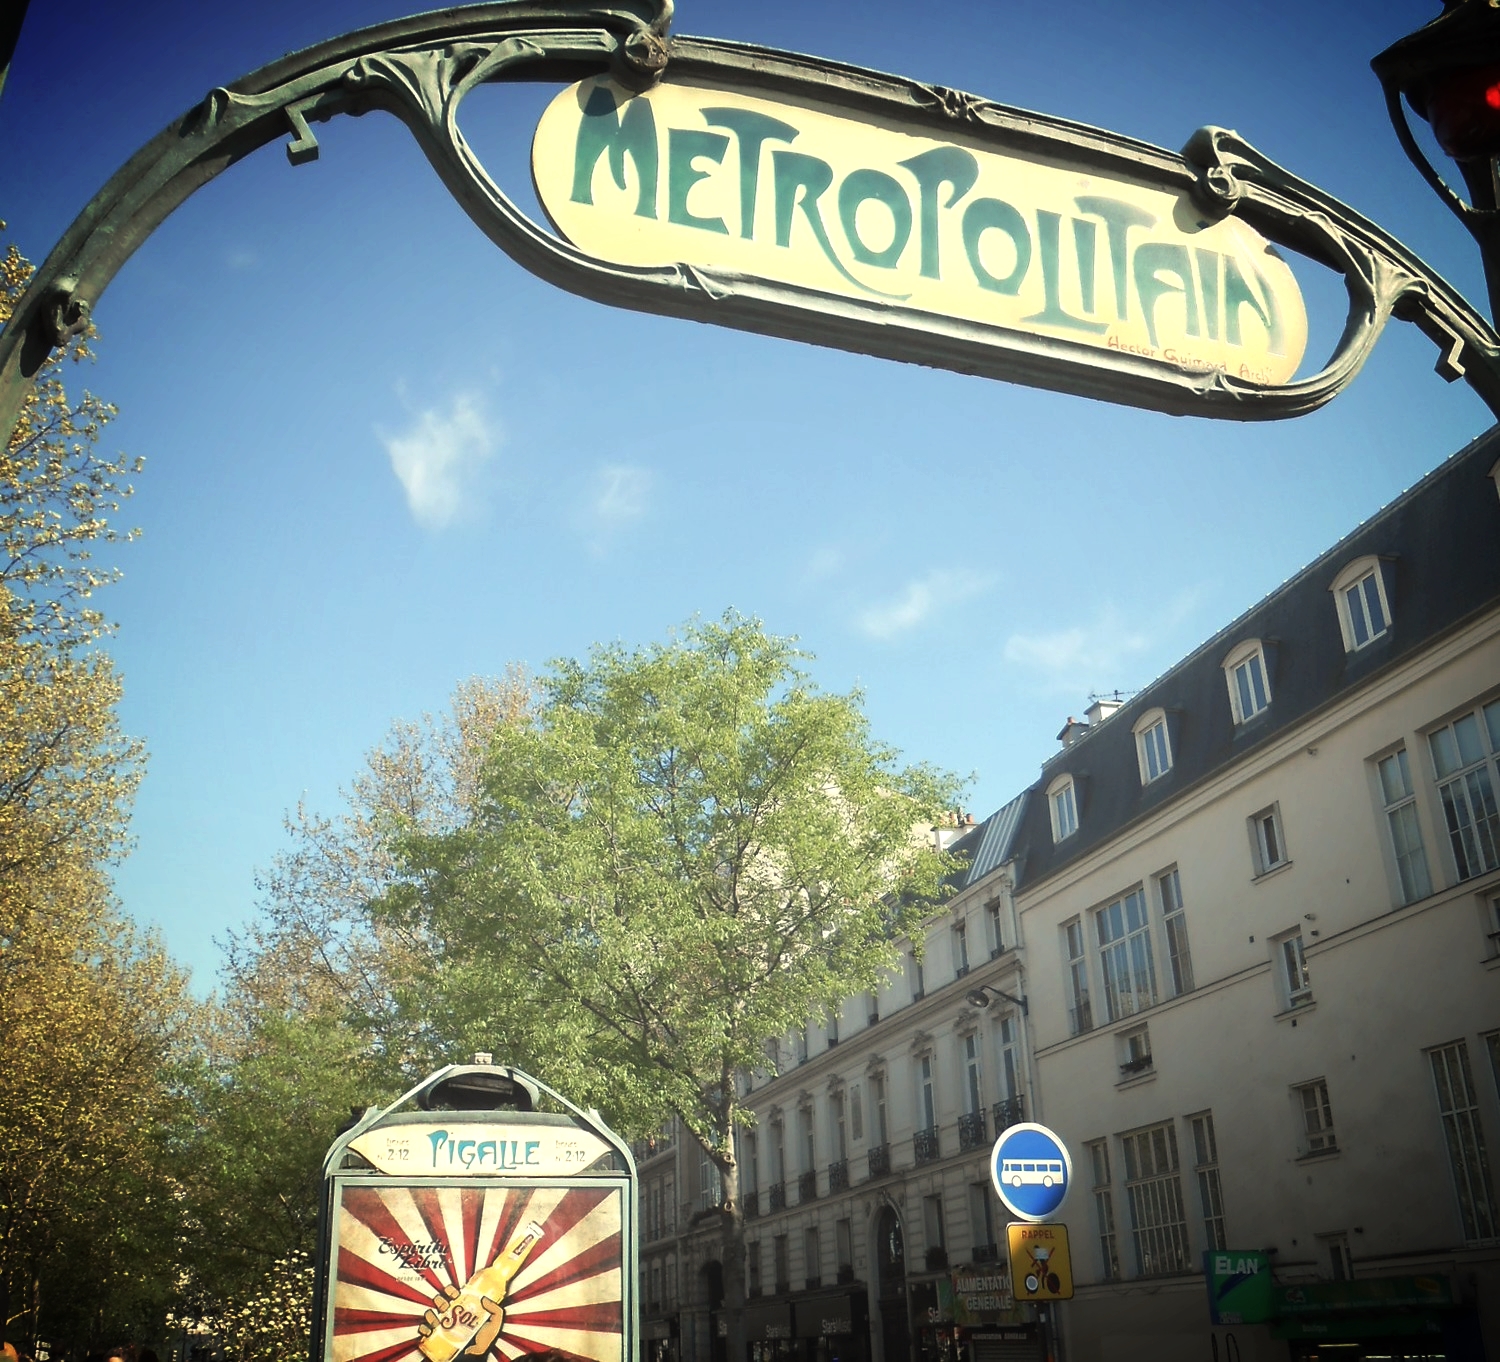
534;77;1307;387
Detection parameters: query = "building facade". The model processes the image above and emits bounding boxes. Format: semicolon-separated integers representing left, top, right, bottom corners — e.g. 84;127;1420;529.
1009;430;1500;1361
638;430;1500;1362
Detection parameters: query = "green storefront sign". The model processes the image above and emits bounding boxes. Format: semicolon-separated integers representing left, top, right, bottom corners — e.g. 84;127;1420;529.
1204;1251;1274;1325
1274;1275;1453;1313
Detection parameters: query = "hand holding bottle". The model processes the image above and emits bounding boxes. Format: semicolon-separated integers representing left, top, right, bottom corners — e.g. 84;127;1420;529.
418;1287;504;1359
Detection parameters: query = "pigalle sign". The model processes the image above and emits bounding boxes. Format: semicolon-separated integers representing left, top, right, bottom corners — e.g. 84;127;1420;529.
533;77;1307;386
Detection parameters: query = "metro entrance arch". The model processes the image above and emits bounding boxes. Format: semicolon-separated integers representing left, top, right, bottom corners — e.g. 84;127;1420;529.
4;0;1500;443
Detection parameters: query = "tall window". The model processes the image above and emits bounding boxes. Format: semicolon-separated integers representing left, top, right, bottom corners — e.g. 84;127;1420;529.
908;950;926;1001
1157;868;1194;995
954;920;970;977
997;1013;1021;1101
1429;700;1500;880
1065;918;1092;1033
1095;887;1158;1021
836;1218;853;1273
850;1083;864;1142
962;1033;982;1114
1223;640;1271;723
918;1055;936;1131
1430;1041;1498;1242
832;1091;847;1159
1121;1123;1190;1275
804;1227;821;1287
1250;804;1289;875
1190;1112;1226;1250
1331;557;1391;652
1278;931;1312;1009
1134;709;1173;784
986;899;1004;956
795;1025;809;1064
1049;775;1079;842
772;1120;785;1183
699;1147;722;1211
1087;1140;1120;1281
923;1194;946;1255
747;1241;762;1296
773;1235;789;1291
743;1132;758;1194
1296;1080;1337;1154
872;1073;888;1145
1378;748;1432;903
800;1107;815;1173
968;1183;996;1253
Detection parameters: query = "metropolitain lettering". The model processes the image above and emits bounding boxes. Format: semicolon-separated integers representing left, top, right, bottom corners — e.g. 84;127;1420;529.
553;80;1300;377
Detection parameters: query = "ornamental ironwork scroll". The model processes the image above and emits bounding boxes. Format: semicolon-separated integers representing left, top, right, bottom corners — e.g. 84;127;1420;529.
3;0;1499;432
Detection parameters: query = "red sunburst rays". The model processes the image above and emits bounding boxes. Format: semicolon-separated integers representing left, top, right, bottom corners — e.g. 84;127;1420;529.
331;1184;624;1362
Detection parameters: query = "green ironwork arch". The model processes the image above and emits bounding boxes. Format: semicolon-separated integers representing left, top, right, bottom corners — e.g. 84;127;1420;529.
3;0;1500;429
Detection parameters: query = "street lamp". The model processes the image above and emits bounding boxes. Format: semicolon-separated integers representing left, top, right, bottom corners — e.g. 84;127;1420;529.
965;984;1028;1017
1374;0;1500;321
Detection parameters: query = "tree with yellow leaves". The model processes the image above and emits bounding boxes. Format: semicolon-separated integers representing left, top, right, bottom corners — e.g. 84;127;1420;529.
0;225;192;1353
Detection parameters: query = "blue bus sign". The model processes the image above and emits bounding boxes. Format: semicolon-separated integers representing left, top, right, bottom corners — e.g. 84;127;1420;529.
990;1122;1073;1222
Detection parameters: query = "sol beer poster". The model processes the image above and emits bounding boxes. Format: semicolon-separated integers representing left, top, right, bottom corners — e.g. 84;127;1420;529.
329;1180;624;1362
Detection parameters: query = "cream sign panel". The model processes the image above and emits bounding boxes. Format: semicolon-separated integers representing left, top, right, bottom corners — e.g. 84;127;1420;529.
349;1124;613;1176
533;78;1308;384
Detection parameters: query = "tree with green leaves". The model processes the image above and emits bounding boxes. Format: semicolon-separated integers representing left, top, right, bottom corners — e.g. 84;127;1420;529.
378;612;963;1351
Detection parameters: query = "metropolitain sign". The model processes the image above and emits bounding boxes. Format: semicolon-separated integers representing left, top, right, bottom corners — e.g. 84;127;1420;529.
534;77;1307;390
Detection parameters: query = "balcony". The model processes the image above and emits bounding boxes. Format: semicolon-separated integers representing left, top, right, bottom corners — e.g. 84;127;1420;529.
992;1095;1026;1132
798;1170;818;1203
1119;1054;1154;1077
867;1011;880;1027
924;1246;949;1270
768;1181;786;1211
914;1126;941;1165
971;1243;1000;1264
867;1144;891;1179
743;1190;760;1220
958;1110;988;1152
828;1158;849;1193
955;963;970;979
1070;997;1094;1035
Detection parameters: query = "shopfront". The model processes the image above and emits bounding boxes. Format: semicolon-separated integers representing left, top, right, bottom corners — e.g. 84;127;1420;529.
746;1300;796;1362
1272;1273;1478;1362
792;1288;870;1362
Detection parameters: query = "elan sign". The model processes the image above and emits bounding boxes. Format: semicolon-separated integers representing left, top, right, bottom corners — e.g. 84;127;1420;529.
534;77;1308;387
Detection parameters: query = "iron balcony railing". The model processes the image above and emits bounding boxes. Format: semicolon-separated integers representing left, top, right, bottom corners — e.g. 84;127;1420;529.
768;1180;786;1211
798;1170;818;1203
958;1110;987;1152
914;1126;941;1165
743;1190;760;1220
971;1243;1000;1263
867;1144;891;1179
992;1095;1026;1132
829;1158;849;1192
1070;997;1094;1035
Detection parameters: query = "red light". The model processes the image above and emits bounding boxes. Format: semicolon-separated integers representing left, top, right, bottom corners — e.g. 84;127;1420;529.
1422;62;1500;158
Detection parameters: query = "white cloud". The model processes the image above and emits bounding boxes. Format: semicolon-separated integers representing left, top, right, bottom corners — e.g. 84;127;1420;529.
857;568;993;640
1003;591;1206;696
589;464;651;527
380;391;499;530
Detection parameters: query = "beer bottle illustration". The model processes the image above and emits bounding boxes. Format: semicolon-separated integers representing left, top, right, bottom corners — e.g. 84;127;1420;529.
418;1220;545;1362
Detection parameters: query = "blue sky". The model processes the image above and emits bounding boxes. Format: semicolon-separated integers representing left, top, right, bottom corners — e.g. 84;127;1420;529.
1;0;1490;991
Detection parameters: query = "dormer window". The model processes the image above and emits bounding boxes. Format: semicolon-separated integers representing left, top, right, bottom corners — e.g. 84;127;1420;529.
1048;774;1078;843
1133;708;1173;784
1223;640;1271;724
1329;556;1391;653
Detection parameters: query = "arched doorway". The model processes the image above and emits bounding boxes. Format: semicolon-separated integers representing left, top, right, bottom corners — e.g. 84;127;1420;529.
874;1207;909;1362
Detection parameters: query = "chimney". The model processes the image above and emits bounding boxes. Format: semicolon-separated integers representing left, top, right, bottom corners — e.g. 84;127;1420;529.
1086;696;1123;728
1057;715;1090;749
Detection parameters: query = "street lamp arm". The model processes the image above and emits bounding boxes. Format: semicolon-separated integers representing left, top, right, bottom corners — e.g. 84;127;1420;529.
1183;124;1500;417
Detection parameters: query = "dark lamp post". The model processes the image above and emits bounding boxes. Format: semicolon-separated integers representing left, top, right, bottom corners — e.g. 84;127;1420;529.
1374;0;1500;320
